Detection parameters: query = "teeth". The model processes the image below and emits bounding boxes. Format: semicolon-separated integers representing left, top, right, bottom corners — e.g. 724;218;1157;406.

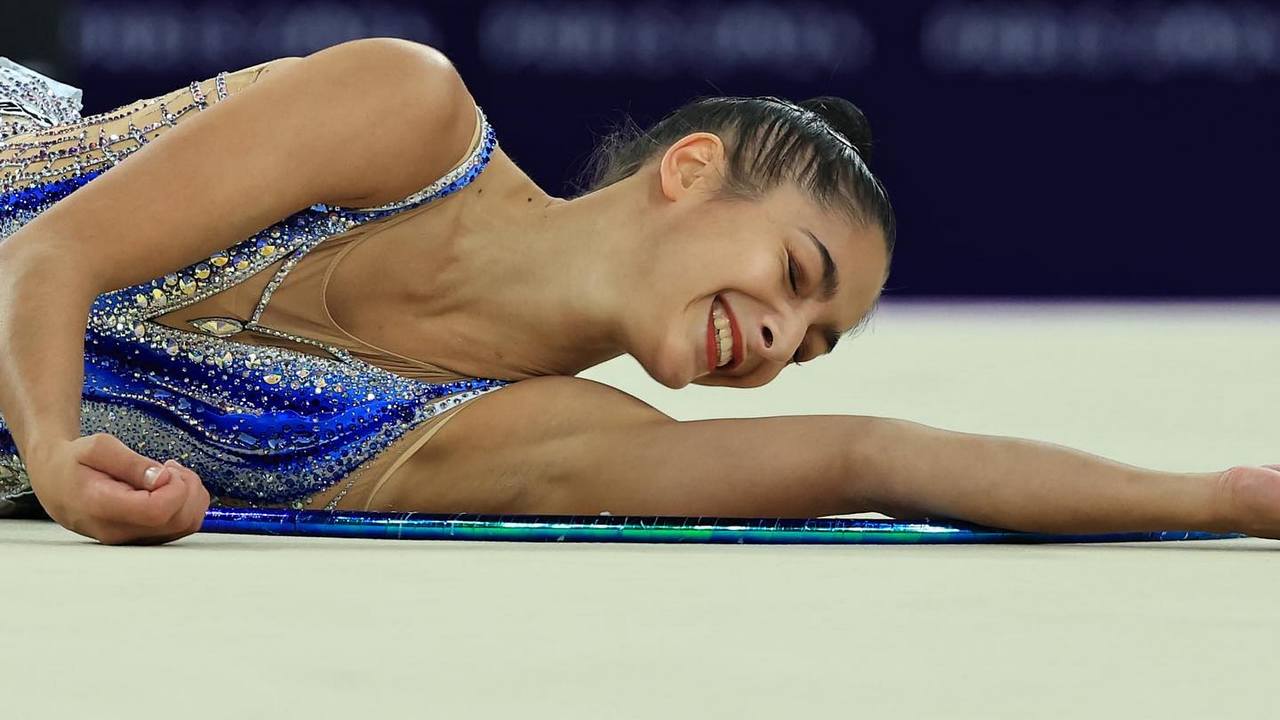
711;300;734;368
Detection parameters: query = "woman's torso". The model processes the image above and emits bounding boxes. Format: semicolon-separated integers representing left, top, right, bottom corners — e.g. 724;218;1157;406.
143;59;550;383
0;56;549;383
0;55;546;507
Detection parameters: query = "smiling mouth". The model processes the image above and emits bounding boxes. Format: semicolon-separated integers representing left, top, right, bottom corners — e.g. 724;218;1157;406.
705;296;742;373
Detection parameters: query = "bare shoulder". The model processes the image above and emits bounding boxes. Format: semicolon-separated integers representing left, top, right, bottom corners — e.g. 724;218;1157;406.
250;37;479;208
3;37;485;300
303;37;465;96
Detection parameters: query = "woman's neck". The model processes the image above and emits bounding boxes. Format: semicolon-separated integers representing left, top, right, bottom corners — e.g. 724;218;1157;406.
405;173;647;380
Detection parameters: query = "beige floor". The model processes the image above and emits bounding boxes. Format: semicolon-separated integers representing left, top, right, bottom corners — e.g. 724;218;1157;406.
3;299;1278;719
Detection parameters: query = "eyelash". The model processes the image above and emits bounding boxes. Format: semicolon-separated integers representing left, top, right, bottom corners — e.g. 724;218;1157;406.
785;253;805;365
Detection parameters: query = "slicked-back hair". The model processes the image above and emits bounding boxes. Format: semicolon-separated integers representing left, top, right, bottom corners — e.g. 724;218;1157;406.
578;95;896;272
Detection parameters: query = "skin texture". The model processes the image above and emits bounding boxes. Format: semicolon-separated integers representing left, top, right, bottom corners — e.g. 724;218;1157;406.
1;37;1275;544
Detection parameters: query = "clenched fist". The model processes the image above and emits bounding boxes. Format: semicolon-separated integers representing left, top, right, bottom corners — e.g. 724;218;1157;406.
28;433;210;545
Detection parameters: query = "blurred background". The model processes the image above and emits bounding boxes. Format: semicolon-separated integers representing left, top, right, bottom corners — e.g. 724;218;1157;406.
4;9;1279;712
4;0;1278;297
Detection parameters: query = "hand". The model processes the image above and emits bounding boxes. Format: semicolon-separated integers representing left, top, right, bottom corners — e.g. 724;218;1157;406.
28;433;211;545
1218;464;1280;539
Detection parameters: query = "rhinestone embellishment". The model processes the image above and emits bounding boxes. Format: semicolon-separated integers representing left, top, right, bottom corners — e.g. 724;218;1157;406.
189;317;244;337
0;62;506;508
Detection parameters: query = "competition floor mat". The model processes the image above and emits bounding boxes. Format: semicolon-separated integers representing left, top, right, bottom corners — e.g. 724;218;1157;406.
201;507;1244;544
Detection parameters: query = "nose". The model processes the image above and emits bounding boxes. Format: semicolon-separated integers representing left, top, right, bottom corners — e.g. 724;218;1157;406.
756;310;804;366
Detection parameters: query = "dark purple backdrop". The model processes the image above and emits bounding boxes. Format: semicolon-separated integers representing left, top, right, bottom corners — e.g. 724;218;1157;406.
7;0;1278;297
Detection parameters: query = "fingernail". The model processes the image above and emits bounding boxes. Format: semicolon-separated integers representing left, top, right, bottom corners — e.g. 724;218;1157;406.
144;465;163;489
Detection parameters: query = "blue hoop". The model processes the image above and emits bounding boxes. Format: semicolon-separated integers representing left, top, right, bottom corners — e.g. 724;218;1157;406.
201;507;1244;545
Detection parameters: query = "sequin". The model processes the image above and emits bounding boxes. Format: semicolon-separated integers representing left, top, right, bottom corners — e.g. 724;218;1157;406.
0;61;507;508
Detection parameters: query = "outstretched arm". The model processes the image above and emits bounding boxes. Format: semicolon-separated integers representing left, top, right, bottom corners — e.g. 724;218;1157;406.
382;376;1260;536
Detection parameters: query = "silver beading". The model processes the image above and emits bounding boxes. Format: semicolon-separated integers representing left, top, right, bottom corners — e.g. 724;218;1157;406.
0;58;83;140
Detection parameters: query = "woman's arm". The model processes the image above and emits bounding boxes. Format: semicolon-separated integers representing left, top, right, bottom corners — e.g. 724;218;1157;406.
0;38;481;542
844;417;1227;533
379;376;1254;535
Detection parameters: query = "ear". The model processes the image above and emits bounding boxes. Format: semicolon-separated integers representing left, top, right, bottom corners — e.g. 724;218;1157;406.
657;132;726;202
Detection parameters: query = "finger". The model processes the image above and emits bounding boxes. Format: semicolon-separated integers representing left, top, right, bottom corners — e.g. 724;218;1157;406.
87;470;189;529
139;470;210;543
163;459;194;486
166;460;209;507
78;433;176;491
1263;464;1280;472
132;488;209;545
177;471;212;536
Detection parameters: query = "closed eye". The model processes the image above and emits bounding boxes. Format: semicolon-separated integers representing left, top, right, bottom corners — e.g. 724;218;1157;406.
791;340;814;366
786;252;806;363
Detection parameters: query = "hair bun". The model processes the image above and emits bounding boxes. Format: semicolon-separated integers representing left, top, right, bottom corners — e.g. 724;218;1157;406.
799;96;874;163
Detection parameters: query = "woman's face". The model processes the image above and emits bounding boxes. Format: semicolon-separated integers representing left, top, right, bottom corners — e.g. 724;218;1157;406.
628;132;889;389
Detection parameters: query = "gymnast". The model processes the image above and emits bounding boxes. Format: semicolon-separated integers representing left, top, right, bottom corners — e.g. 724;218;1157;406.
0;38;1275;545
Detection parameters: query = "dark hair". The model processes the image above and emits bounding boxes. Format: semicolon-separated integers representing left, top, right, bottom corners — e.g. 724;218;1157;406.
578;95;896;273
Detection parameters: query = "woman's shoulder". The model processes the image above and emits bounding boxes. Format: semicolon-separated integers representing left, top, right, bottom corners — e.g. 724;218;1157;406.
202;39;481;212
251;38;467;107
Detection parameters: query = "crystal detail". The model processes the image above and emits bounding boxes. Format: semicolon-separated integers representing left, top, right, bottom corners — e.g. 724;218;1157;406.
0;58;83;140
0;64;505;508
189;317;243;337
